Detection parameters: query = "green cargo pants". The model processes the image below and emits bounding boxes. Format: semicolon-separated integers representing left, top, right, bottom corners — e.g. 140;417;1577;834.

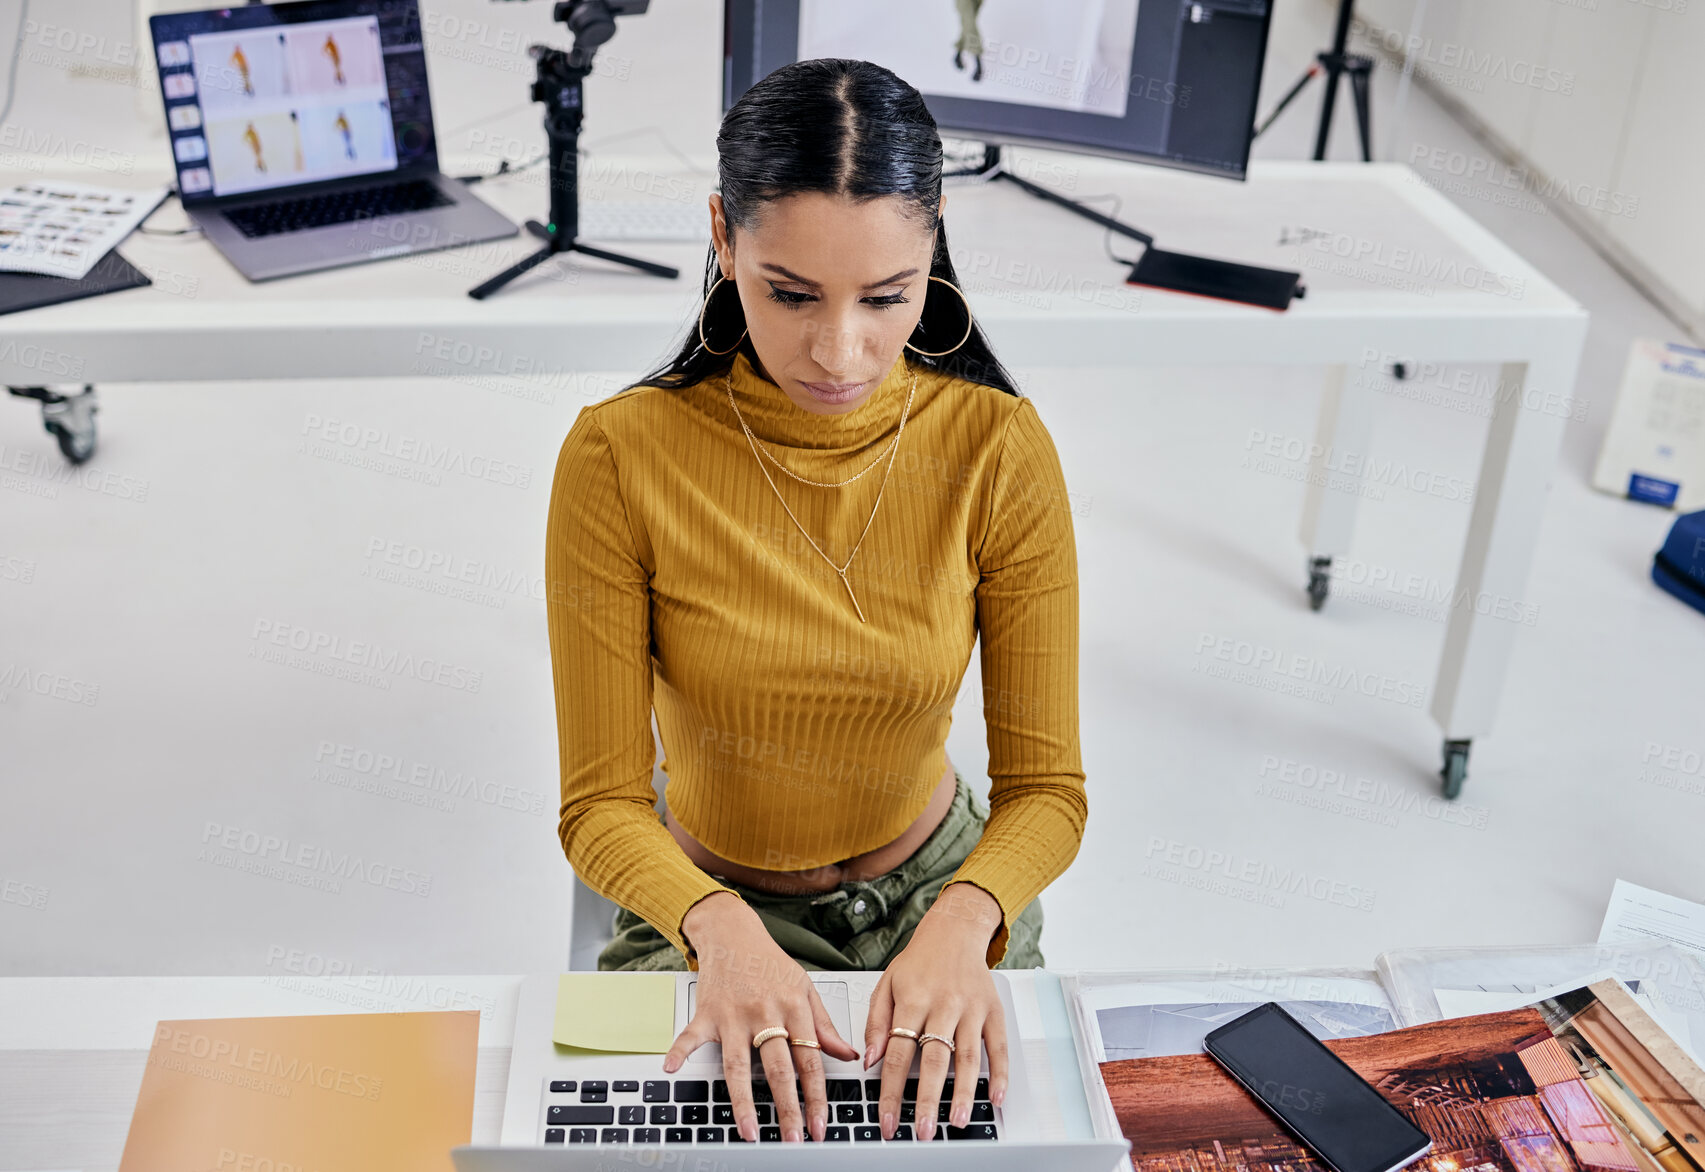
597;770;1045;972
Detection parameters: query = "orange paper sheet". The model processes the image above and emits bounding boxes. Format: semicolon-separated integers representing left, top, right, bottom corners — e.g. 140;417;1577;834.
118;1010;479;1172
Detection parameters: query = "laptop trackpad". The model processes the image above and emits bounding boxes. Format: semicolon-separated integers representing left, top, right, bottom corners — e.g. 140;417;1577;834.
684;979;853;1066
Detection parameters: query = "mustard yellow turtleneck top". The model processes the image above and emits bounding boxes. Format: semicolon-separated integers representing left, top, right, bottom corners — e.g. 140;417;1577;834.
546;347;1086;969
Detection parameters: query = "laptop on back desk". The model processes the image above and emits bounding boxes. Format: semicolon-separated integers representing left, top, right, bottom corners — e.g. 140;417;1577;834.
147;0;516;281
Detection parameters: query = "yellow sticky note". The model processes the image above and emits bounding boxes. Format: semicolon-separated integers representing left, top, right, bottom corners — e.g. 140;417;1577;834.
552;973;677;1053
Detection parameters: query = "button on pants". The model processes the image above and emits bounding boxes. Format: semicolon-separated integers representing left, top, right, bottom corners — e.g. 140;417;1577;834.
596;770;1046;972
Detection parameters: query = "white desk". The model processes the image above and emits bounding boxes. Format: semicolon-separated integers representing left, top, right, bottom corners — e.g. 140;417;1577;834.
0;971;1093;1167
0;153;1588;793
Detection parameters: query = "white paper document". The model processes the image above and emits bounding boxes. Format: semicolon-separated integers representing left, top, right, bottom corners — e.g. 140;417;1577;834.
1600;878;1705;956
0;180;168;280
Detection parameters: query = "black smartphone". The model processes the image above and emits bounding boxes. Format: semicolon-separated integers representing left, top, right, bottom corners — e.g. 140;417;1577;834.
1125;247;1303;311
1203;1003;1432;1172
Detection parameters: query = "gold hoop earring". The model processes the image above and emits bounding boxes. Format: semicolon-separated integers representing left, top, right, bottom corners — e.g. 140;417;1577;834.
904;275;974;357
698;273;748;357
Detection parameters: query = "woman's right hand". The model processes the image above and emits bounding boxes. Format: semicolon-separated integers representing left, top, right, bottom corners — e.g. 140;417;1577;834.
662;892;861;1142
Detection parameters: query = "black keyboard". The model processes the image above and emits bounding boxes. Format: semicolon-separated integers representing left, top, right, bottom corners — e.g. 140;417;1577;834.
221;178;453;239
541;1075;1000;1144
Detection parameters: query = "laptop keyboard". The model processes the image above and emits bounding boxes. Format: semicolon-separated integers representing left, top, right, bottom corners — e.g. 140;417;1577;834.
222;178;453;239
541;1075;1001;1144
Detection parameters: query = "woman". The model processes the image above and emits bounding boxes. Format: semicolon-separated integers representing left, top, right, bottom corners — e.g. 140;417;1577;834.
545;58;1087;1145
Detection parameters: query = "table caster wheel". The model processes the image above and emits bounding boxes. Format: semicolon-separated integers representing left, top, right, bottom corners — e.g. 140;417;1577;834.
8;384;98;464
1440;739;1470;800
1306;556;1331;611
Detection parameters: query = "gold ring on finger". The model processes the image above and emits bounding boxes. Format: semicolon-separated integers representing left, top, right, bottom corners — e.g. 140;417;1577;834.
919;1032;954;1049
888;1026;920;1040
751;1026;789;1048
788;1037;821;1048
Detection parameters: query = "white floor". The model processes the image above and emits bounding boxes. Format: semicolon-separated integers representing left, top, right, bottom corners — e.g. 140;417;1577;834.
1;0;1701;981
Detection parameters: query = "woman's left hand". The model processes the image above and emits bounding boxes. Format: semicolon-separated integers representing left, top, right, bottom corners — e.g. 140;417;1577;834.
863;881;1010;1141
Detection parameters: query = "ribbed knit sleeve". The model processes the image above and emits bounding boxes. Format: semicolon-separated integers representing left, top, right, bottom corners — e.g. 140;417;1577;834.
546;408;744;971
943;397;1088;967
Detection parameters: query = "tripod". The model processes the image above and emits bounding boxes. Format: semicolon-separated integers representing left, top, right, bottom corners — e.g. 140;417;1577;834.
1252;0;1374;161
469;1;677;300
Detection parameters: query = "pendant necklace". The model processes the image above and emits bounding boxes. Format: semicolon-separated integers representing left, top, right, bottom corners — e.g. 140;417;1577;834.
724;369;918;623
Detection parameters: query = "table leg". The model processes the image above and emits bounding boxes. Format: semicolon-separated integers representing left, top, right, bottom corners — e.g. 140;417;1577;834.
1429;353;1577;795
1298;363;1376;610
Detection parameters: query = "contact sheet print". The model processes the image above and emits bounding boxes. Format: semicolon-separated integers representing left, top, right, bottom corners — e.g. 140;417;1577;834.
0;180;168;280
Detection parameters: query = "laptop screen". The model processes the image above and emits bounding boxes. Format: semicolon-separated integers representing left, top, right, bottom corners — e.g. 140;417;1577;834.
149;0;439;204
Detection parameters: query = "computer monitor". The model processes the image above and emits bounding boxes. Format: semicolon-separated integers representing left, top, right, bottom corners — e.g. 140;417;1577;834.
148;0;438;204
723;0;1274;181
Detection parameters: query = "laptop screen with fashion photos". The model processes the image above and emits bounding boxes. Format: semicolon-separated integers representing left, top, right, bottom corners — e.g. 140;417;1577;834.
149;0;440;204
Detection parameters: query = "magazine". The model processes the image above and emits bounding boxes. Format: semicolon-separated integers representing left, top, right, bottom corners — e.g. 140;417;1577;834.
1061;941;1705;1169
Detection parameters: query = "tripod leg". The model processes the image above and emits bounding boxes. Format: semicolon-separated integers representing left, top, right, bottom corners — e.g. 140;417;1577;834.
1253;63;1320;141
570;241;681;280
1351;64;1374;162
469;244;559;300
1312;59;1342;161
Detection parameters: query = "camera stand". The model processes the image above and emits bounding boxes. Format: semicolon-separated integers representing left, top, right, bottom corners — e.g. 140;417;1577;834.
469;6;677;299
1252;0;1374;161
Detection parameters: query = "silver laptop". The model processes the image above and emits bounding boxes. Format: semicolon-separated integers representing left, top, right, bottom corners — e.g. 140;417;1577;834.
147;0;516;281
463;970;1130;1169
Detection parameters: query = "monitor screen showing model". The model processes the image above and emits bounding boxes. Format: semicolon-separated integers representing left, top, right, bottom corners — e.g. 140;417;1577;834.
150;0;439;203
725;0;1273;179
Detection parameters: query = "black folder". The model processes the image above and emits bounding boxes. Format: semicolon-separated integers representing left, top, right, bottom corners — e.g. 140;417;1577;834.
0;249;152;318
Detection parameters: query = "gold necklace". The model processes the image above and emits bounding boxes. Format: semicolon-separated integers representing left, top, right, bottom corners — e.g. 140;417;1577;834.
725;371;902;488
724;369;919;623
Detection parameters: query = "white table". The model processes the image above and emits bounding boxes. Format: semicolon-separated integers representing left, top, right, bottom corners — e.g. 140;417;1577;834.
0;971;1092;1167
0;153;1588;794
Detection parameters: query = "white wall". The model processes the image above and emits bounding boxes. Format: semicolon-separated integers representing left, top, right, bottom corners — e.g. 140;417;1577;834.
1351;0;1705;338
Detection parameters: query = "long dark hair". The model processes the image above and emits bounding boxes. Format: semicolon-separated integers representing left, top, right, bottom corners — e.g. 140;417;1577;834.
627;58;1020;398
